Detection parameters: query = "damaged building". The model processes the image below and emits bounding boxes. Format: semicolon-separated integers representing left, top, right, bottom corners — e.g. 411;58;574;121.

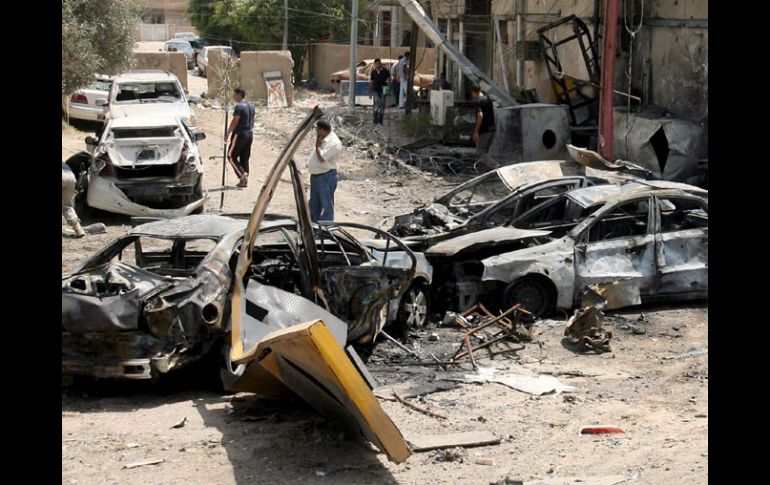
401;0;707;182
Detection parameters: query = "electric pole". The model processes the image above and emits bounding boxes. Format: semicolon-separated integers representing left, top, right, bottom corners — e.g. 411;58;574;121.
348;0;358;108
282;0;288;51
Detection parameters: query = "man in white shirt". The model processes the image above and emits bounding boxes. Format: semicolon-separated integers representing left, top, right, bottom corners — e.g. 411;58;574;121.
399;51;410;108
307;119;343;222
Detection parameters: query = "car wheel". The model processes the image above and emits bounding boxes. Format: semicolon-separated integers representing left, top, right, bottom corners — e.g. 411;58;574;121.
504;276;554;319
397;281;430;330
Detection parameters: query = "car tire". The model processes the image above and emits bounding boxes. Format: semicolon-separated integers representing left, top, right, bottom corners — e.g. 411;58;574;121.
504;276;555;319
397;281;430;332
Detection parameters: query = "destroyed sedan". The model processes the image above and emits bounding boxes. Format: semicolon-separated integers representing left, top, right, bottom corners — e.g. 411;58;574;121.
62;107;418;383
66;114;207;218
481;182;708;317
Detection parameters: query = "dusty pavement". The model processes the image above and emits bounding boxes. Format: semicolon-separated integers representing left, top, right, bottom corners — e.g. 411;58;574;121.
61;74;708;484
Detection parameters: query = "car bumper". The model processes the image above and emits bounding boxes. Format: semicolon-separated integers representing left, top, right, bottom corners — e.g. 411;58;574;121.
87;176;204;218
66;103;106;122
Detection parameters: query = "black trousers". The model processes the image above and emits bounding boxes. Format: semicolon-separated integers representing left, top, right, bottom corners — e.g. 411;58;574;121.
231;132;253;175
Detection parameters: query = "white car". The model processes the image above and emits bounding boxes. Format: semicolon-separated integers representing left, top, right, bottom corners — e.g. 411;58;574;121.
163;40;195;69
70;114;207;218
196;45;236;77
104;70;201;132
62;75;112;122
174;32;197;41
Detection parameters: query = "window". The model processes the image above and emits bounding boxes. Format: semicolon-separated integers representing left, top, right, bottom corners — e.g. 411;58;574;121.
115;82;182;103
111;126;179;139
586;199;650;243
658;197;708;232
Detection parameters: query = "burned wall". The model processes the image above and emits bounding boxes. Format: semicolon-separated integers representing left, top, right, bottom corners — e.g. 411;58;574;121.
133;52;188;90
308;43;436;90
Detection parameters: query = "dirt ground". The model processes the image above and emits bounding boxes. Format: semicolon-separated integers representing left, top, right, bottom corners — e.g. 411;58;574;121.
61;70;708;484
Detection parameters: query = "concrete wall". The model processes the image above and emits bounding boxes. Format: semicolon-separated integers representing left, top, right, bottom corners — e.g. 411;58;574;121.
206;50;294;107
308;43;436;90
169;25;198;38
205;49;241;101
133;51;188;90
240;51;294;107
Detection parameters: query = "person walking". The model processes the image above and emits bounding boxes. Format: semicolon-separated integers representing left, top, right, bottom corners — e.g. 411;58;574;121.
391;55;403;107
399;51;410;108
470;85;496;158
62;161;85;238
307;119;342;222
226;87;255;187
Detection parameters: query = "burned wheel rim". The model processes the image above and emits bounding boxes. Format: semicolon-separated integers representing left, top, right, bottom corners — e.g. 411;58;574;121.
507;278;552;318
402;285;429;329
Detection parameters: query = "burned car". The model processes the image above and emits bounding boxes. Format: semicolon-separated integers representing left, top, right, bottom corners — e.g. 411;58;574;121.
480;181;708;317
62;107;418;382
386;158;643;239
66;114;207;218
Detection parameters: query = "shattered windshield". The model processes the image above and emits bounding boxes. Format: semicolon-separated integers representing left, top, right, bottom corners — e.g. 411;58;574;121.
114;82;182;103
439;171;512;209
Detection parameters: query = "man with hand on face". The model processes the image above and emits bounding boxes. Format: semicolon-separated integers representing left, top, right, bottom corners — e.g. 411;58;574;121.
307;119;342;223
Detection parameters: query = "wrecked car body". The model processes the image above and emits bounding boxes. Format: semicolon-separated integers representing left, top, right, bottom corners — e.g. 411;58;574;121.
481;182;708;317
386;158;643;239
66;114;207;218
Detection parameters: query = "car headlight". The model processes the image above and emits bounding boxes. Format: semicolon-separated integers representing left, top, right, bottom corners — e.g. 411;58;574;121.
185;155;199;172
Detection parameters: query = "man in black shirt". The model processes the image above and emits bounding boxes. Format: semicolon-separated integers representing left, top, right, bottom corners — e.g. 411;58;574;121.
471;85;495;160
226;87;256;187
369;58;391;125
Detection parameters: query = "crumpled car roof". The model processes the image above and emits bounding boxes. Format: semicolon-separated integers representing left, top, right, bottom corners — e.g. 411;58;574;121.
566;181;707;208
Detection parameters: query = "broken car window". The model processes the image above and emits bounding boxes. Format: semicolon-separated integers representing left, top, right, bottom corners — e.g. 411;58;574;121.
115;82;182;103
658;197;708;232
444;172;512;209
587;198;650;243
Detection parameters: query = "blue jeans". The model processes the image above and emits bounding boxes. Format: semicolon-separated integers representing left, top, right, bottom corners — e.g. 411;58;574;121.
309;170;337;222
373;91;385;124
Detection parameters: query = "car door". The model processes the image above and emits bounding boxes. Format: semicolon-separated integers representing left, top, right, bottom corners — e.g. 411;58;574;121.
652;194;708;295
573;196;656;301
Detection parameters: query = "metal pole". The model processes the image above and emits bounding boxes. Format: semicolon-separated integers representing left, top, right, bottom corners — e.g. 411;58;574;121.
598;0;619;159
348;0;358;109
282;0;288;51
515;0;523;89
219;109;228;211
494;19;510;93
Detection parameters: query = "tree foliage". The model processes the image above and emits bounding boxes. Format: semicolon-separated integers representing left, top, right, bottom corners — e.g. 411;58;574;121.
188;0;364;80
62;0;141;94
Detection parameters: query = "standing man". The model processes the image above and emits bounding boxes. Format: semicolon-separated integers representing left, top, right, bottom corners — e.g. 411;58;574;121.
226;87;255;187
470;85;496;163
62;161;85;238
399;51;410;108
369;59;391;125
391;55;403;107
307;119;342;222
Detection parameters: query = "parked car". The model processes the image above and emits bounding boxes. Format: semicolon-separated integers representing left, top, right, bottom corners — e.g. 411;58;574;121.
66;114;206;218
163;40;195;69
196;45;236;77
174;32;197;41
62;75;112;122
330;58;435;89
62;107;419;383
104;70;201;132
480;181;708;317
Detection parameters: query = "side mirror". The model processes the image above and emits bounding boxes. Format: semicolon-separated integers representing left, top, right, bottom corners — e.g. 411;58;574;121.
85;136;98;145
188;95;201;104
95;99;107;107
194;132;206;141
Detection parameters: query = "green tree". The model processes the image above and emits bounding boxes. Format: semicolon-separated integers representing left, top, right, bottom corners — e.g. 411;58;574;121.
188;0;365;81
62;0;141;94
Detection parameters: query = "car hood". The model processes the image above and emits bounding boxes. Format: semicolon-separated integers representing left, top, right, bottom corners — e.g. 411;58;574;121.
425;227;552;257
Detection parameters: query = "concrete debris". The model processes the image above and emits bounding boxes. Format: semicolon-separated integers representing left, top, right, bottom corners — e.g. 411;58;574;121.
434;447;466;463
170;417;187;429
123;458;164;469
83;223;107;234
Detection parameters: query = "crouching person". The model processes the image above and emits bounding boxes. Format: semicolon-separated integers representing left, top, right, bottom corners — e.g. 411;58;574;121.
62;161;85;238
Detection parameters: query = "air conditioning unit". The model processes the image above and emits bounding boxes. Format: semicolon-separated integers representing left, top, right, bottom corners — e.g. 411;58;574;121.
340;80;373;106
430;89;454;126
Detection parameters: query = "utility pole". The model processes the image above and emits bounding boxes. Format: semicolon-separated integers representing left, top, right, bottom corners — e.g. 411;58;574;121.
348;0;358;108
598;0;619;160
282;0;288;51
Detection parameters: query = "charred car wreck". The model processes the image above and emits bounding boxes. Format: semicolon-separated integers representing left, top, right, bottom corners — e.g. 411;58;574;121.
62;107;418;382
